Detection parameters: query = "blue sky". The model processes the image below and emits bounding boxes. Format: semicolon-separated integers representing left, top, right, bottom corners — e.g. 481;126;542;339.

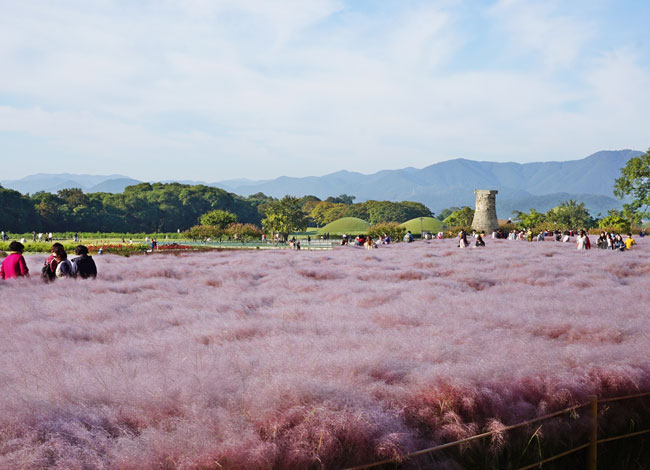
1;0;648;181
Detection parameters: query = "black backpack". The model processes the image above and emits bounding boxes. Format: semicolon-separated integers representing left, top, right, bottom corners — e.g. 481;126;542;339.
41;260;56;282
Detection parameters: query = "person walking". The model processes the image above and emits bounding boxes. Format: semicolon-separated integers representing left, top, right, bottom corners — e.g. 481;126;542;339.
0;241;29;280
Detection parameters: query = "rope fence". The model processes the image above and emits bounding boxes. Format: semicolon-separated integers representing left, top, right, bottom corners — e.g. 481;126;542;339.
344;392;650;470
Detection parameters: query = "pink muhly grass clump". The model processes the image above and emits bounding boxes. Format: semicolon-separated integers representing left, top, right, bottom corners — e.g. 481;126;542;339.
0;238;649;468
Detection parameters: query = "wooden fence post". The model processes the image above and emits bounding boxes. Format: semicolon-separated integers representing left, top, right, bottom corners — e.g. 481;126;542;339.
587;395;598;470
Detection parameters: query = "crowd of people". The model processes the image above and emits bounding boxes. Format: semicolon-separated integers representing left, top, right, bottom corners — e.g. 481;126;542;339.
339;233;392;249
489;227;641;252
0;242;97;281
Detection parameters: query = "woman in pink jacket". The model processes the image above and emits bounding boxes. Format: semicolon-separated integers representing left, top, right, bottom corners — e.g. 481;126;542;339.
0;241;29;279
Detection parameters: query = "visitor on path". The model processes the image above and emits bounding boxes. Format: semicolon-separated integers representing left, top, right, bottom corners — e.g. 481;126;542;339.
0;241;29;280
624;234;636;250
48;232;53;242
404;231;414;243
596;232;607;249
74;232;79;242
38;232;43;242
474;233;485;247
32;231;36;242
71;245;97;279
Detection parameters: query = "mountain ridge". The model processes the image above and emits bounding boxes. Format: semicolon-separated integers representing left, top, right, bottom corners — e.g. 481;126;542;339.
1;149;642;217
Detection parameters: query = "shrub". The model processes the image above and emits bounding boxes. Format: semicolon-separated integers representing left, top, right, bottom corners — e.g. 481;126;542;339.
224;223;263;241
185;225;224;240
367;222;407;242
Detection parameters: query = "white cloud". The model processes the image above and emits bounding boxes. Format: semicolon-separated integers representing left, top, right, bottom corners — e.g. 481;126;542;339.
489;0;594;70
0;1;647;180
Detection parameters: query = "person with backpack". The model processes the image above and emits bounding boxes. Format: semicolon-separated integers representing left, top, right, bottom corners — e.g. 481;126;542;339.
53;245;72;278
42;243;62;282
42;243;71;281
71;245;97;279
1;241;29;280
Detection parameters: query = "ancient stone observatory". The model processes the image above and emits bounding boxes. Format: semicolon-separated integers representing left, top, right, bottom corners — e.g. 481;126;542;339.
471;190;499;233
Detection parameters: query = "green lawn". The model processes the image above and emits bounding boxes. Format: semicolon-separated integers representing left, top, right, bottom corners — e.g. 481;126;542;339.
316;217;370;235
400;216;444;235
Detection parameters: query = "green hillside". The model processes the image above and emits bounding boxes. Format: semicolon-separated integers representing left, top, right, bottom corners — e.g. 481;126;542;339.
317;217;370;235
400;217;444;234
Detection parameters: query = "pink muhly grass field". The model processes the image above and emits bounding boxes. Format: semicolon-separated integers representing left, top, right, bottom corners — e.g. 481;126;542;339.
1;237;650;469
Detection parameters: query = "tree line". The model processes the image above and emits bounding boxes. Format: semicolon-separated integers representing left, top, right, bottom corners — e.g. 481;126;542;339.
0;184;432;234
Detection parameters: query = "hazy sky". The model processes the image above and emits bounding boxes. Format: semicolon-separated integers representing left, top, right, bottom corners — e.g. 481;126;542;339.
1;0;648;181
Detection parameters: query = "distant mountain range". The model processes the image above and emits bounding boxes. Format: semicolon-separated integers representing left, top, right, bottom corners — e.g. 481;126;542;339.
1;149;641;218
1;173;142;195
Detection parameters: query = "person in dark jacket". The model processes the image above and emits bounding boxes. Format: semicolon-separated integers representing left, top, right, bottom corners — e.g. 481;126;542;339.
71;245;97;279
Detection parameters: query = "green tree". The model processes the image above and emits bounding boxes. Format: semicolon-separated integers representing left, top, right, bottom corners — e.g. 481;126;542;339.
0;187;39;232
512;208;546;228
261;196;307;240
310;201;343;226
614;148;650;223
199;209;238;228
598;209;631;232
325;194;356;204
443;207;475;227
439;207;459;220
545;200;594;229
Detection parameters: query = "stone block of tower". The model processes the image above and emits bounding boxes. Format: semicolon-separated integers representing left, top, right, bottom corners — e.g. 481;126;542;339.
471;190;499;233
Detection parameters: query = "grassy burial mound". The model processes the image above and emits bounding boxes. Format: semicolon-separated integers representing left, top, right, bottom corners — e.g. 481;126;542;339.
2;239;650;469
316;216;370;235
400;216;444;235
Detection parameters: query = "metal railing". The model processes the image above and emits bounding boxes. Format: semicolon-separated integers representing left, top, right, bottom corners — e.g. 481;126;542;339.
345;392;650;470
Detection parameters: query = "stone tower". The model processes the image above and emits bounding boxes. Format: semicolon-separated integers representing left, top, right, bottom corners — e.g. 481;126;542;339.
471;190;499;233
